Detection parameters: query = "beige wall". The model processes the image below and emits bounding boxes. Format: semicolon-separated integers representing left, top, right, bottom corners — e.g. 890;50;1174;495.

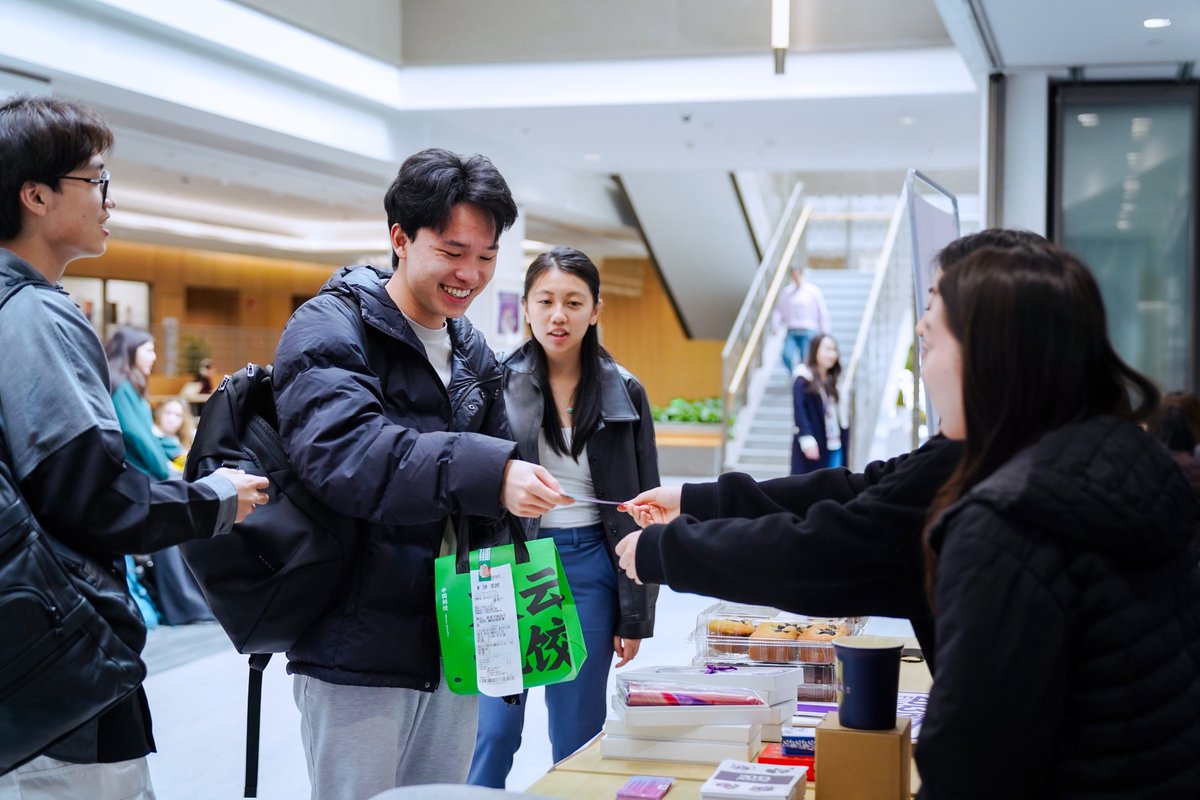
73;243;723;405
72;241;336;394
599;258;723;407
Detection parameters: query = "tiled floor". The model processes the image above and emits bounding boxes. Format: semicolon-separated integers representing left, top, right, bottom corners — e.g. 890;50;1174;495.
141;585;721;798
139;474;914;798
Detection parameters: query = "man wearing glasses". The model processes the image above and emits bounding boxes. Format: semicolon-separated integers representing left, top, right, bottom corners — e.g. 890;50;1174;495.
0;95;268;797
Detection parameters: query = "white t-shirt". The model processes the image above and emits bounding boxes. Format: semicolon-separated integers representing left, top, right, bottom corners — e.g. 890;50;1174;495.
538;429;602;529
404;314;452;388
403;313;454;553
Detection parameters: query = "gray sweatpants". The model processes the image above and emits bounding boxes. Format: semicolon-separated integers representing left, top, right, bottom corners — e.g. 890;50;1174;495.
293;673;478;800
0;756;155;800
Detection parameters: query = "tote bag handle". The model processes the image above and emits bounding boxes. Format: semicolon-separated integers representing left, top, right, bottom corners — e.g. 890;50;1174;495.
453;513;530;575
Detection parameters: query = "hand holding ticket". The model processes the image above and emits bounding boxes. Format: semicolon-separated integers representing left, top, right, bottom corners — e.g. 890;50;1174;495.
563;494;626;506
621;485;683;526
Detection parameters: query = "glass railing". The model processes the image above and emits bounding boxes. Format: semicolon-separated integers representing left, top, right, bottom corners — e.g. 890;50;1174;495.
841;194;915;469
720;184;811;470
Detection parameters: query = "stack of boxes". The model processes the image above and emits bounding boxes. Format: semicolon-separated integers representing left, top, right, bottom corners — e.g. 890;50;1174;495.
601;665;808;764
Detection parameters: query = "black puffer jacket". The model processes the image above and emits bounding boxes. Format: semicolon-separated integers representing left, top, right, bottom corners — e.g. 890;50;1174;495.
501;341;660;639
273;266;517;689
918;416;1200;799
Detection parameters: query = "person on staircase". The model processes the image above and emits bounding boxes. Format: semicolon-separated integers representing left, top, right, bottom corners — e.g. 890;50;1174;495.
791;333;847;474
772;265;831;375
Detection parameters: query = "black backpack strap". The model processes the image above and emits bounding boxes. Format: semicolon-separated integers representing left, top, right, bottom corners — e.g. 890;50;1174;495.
244;652;272;798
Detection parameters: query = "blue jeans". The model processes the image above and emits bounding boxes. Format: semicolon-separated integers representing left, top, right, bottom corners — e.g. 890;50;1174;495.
827;446;843;468
467;524;617;788
782;328;818;374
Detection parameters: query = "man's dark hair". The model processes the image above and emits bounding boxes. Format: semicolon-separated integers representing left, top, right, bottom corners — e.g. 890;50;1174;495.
383;148;518;267
0;95;113;240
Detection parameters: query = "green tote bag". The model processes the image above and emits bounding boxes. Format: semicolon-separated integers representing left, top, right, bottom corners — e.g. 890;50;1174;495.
435;516;587;696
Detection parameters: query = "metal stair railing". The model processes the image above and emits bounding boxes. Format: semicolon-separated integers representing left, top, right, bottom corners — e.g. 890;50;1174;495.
720;184;811;471
842;193;913;470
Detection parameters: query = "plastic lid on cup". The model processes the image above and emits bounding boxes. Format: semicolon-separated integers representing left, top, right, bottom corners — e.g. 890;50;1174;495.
831;635;905;650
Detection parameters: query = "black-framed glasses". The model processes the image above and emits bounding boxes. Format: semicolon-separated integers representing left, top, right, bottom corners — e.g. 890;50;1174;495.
56;169;110;204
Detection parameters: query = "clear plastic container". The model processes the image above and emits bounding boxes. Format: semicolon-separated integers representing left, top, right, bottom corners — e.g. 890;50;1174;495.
691;602;867;666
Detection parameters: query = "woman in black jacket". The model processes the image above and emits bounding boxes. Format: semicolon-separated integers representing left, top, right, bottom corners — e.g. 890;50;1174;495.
791;333;846;473
468;246;660;788
913;242;1200;798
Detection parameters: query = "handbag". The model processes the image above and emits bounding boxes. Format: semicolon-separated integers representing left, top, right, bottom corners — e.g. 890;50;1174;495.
435;515;587;697
0;439;146;774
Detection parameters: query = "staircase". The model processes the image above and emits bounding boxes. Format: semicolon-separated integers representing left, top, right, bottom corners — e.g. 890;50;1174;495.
727;269;876;480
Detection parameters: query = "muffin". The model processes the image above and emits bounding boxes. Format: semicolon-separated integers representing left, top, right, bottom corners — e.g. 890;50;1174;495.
747;622;801;663
706;618;754;655
796;621;849;663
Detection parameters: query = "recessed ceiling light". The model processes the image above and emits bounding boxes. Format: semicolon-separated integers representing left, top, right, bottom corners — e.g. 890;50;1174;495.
583;153;600;162
1117;219;1132;231
1077;113;1100;127
1143;18;1171;29
1131;117;1152;140
1123;177;1141;193
899;116;915;126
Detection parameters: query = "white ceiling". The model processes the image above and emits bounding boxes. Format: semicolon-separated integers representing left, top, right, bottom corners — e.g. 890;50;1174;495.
978;0;1200;73
2;0;1196;264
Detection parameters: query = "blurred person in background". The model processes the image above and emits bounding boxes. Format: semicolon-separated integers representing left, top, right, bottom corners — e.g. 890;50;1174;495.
106;328;214;626
791;333;847;474
772;265;830;375
153;396;194;473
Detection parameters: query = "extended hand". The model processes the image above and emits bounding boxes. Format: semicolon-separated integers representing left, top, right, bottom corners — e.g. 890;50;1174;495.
213;467;270;524
613;636;641;668
620;485;681;527
614;530;642;585
501;460;571;518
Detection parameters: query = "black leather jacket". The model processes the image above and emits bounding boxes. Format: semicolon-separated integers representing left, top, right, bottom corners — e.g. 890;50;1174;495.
501;341;660;639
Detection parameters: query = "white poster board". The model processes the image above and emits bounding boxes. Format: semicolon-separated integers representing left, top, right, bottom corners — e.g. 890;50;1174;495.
906;170;960;439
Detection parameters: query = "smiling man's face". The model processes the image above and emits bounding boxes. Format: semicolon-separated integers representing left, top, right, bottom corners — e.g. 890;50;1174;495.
388;202;498;328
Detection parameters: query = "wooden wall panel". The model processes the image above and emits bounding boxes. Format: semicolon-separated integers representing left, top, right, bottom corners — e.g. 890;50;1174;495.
69;240;336;330
69;244;722;407
599;258;722;406
70;241;337;392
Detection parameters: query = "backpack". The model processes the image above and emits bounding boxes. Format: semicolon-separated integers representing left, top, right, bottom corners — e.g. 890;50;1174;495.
181;293;362;796
0;279;146;773
181;362;359;656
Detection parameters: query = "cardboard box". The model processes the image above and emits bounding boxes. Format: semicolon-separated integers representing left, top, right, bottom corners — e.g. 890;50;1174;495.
814;713;911;800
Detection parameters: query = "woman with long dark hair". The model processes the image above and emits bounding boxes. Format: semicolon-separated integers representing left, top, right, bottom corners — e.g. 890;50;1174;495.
791;332;846;473
467;247;660;787
914;242;1200;797
106;326;215;625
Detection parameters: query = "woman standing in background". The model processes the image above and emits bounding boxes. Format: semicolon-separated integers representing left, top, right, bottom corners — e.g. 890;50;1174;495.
468;247;660;788
791;333;846;474
106;327;214;625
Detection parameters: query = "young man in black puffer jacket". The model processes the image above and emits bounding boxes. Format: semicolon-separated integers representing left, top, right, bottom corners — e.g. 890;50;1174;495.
273;148;569;800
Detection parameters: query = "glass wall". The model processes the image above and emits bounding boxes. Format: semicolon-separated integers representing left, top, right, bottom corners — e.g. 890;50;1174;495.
1052;83;1198;393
